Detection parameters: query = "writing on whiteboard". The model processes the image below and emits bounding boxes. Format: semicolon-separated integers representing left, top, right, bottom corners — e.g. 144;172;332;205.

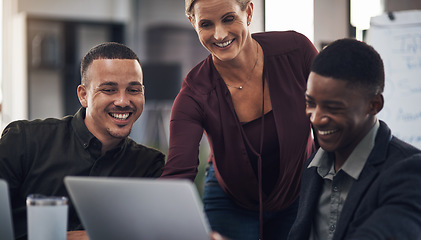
396;108;421;122
392;34;421;70
368;11;421;149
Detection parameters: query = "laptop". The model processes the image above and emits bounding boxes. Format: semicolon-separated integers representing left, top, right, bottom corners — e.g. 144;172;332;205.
64;176;211;240
0;179;15;240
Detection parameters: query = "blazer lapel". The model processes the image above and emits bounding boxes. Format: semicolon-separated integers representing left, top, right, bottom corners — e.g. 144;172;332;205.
333;121;391;240
333;164;379;240
295;164;324;239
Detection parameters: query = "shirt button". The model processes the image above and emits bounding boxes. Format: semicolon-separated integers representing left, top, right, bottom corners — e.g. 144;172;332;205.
333;186;339;192
329;224;336;232
83;143;88;148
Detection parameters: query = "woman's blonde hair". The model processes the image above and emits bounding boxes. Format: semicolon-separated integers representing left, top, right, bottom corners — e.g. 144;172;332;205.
185;0;251;18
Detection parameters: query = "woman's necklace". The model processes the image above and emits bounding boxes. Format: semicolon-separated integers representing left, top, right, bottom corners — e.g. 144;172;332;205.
225;41;259;90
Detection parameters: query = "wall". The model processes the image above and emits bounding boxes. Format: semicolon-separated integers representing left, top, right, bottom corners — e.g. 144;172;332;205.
133;0;264;65
2;1;27;125
17;0;131;22
4;0;419;126
1;0;265;129
313;0;349;50
312;0;421;51
1;0;133;128
384;0;421;11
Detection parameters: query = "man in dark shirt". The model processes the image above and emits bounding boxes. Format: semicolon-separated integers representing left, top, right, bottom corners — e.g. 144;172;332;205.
0;42;165;240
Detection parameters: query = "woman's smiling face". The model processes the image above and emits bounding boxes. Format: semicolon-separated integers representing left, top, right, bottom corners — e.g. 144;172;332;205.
189;0;252;62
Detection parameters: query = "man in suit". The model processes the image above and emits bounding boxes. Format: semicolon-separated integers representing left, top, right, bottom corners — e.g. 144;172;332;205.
288;38;421;240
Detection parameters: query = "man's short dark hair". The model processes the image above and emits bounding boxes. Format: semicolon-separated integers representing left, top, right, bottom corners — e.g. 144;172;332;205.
311;38;385;96
80;42;140;86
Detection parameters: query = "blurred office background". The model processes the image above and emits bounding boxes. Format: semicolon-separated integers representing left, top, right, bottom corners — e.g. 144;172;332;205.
1;0;420;193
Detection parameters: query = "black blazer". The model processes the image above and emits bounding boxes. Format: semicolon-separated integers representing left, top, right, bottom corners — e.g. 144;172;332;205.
288;121;421;240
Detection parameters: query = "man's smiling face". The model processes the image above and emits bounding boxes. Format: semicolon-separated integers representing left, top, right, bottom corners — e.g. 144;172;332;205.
78;58;144;143
305;72;375;159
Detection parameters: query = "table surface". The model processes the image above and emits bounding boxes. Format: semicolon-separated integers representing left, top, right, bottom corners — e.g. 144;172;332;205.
67;231;89;240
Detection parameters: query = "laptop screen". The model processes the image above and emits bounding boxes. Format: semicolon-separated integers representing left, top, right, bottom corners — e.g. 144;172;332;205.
65;176;211;240
0;179;15;240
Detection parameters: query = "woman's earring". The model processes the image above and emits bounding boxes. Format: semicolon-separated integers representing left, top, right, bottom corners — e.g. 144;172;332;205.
247;21;251;26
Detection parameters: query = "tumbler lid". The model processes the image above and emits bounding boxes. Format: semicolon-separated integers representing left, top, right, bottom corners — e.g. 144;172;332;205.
26;194;68;206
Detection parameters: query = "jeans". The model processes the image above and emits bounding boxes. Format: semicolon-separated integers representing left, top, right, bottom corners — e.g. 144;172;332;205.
203;163;298;240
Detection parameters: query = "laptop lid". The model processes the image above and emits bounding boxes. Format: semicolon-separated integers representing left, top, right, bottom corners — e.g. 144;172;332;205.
0;179;15;240
64;176;211;240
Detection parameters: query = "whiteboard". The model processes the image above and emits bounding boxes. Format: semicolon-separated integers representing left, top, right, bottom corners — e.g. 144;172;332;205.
366;10;421;149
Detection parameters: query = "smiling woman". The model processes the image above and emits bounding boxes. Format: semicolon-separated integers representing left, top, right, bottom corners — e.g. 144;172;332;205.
161;0;318;240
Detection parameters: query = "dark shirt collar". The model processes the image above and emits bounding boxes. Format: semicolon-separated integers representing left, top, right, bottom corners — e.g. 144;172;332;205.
72;107;96;149
71;108;125;156
308;119;380;180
